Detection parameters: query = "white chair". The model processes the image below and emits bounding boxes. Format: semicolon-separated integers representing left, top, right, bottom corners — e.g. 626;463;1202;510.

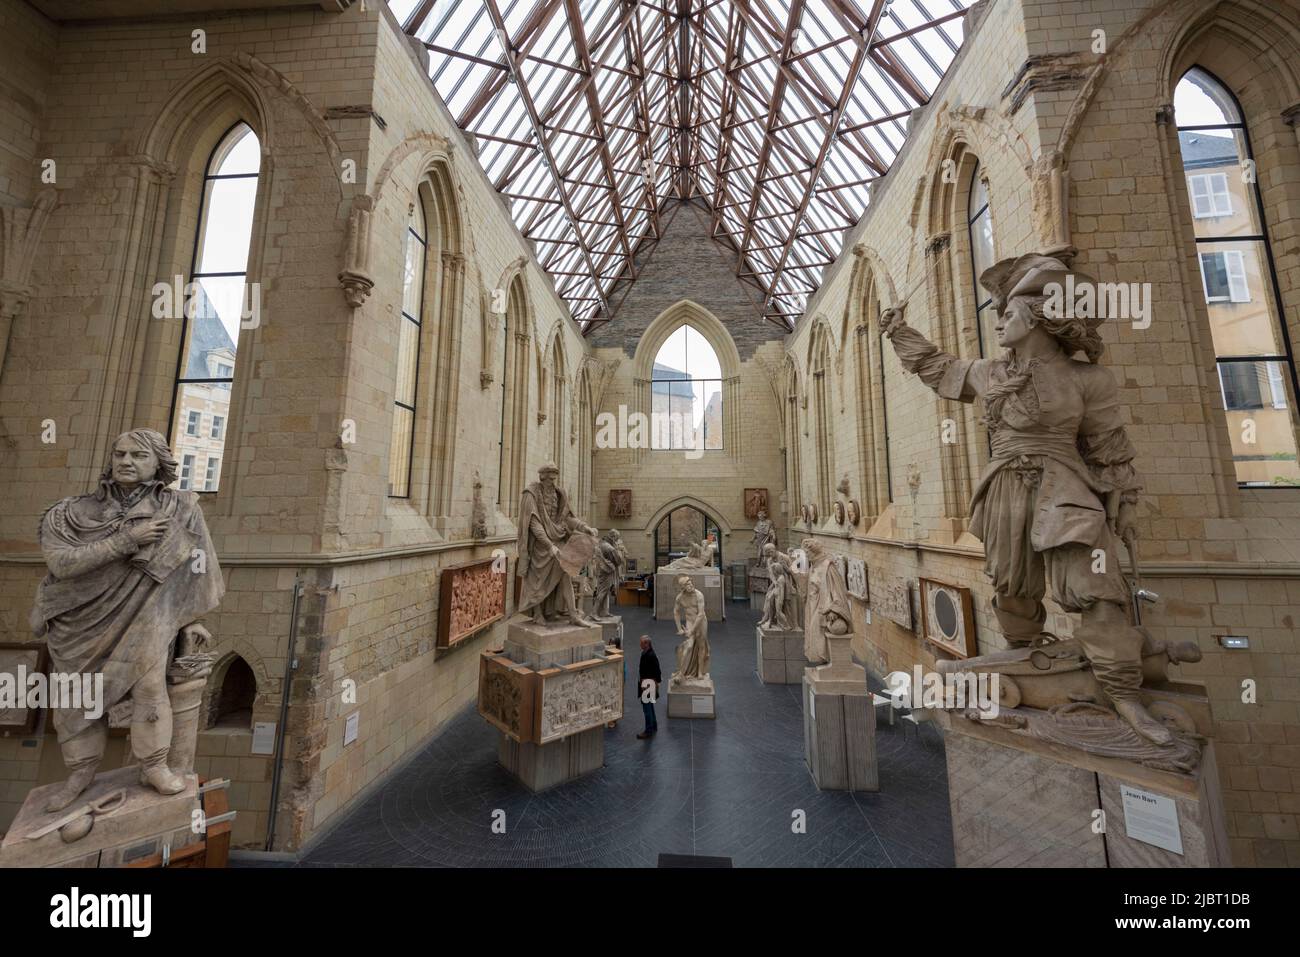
871;670;912;727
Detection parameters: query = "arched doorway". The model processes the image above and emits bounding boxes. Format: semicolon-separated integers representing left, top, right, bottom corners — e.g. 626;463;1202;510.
653;505;722;570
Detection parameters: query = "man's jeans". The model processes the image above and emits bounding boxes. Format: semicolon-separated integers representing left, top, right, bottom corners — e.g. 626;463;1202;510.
641;699;658;733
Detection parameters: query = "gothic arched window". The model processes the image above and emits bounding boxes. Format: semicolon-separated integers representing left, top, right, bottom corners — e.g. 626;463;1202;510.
169;121;260;492
650;325;722;451
1175;67;1300;487
967;162;995;357
389;196;427;497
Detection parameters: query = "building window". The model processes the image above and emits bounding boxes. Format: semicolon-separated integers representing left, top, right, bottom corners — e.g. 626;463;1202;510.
210;415;224;440
204;457;220;491
967;163;995;356
389;198;426;498
650;324;722;451
179;454;195;490
1189;172;1232;218
169;121;260;493
1175;67;1299;487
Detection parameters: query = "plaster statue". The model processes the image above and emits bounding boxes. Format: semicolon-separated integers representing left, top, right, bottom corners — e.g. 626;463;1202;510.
802;538;851;664
32;429;225;812
879;251;1171;746
591;529;626;622
515;462;599;627
758;543;799;632
661;535;717;572
672;576;710;683
751;509;776;562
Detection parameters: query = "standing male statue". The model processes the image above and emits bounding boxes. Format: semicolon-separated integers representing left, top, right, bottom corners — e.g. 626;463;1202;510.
879;251;1169;745
751;508;776;563
32;429;225;811
672;576;710;683
591;529;626;622
515;462;599;627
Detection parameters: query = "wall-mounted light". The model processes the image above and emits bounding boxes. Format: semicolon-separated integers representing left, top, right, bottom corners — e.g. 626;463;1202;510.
1217;635;1250;650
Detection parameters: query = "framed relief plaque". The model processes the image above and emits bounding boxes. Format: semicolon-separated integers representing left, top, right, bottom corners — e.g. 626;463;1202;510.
919;578;977;658
609;489;632;518
845;557;868;601
873;576;913;631
439;557;508;649
743;488;769;520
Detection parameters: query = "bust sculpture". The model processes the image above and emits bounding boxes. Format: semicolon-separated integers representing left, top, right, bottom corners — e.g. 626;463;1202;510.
802;538;851;665
758;543;799;632
515;462;599;627
32;429;225;812
879;251;1172;747
672;576;710;684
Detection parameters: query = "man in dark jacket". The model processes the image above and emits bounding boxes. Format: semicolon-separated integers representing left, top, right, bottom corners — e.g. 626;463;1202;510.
637;635;661;739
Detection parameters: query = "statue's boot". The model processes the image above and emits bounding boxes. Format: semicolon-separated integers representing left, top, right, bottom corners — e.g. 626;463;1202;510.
45;719;108;812
131;681;184;795
1077;601;1174;747
139;763;186;796
992;593;1046;647
44;764;99;813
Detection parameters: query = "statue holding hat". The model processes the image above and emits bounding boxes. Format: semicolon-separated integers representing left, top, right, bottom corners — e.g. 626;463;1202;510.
879;251;1174;747
515;461;599;627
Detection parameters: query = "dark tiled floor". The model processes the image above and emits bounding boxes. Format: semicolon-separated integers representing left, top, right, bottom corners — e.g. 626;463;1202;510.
255;603;954;868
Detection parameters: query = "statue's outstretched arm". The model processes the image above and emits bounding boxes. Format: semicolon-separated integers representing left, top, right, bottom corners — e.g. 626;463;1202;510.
879;306;975;401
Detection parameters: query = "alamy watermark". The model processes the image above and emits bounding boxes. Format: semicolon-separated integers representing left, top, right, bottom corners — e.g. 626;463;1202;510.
886;665;1001;719
0;667;103;720
1044;275;1152;330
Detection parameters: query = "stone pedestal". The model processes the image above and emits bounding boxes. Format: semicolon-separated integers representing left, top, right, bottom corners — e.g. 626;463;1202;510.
801;636;876;791
939;711;1230;867
667;675;716;719
0;765;201;868
755;625;805;684
479;617;621;793
596;617;623;648
655;568;724;621
498;726;604;793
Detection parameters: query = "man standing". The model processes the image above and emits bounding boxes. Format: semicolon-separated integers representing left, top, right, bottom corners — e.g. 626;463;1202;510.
636;635;661;739
33;429;225;811
515;462;598;627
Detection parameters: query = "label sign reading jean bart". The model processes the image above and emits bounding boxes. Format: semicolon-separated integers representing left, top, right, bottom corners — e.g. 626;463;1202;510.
1121;784;1183;855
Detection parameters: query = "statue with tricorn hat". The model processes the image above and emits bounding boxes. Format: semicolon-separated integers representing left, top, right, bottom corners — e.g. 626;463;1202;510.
880;251;1205;768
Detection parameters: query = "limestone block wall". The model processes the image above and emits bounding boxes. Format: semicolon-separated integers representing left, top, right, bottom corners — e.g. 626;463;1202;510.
784;0;1300;867
0;1;588;850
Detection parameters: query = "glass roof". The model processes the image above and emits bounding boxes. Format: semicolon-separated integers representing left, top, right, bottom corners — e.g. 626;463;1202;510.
391;0;976;331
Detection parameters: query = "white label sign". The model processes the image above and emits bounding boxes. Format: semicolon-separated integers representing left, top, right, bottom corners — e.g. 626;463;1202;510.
705;575;721;588
1120;785;1183;855
691;695;714;715
344;710;360;746
251;721;276;755
809;686;816;720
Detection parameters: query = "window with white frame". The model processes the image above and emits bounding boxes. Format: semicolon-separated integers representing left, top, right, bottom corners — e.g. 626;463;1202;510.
1188;172;1232;218
180;454;195;490
210;415;224;440
1198;249;1250;303
204;457;219;491
186;410;201;436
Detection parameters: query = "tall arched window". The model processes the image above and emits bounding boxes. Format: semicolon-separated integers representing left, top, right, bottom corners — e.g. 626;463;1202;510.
653;505;721;570
650;324;722;451
967;163;995;357
1175;68;1300;487
169;121;260;492
389;197;427;497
